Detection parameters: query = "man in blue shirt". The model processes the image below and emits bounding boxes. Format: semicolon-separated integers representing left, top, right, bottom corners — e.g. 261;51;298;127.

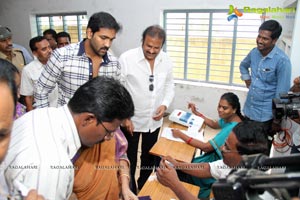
240;20;291;150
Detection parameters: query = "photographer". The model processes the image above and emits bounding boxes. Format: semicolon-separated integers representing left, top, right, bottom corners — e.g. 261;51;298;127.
284;76;300;160
156;120;269;200
288;76;300;124
283;76;300;198
290;76;300;93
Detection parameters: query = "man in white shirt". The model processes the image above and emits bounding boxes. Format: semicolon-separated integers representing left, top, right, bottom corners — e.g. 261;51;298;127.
0;59;43;200
119;25;175;193
1;76;134;200
20;36;57;111
156;120;269;200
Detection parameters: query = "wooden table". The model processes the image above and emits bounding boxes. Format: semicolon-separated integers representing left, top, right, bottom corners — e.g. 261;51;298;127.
149;122;199;163
138;173;200;200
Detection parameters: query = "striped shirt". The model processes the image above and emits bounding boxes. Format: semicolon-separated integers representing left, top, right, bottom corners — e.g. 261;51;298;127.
1;105;81;200
34;39;121;108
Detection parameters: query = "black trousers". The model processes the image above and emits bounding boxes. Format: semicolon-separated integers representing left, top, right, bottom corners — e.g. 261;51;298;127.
121;126;160;194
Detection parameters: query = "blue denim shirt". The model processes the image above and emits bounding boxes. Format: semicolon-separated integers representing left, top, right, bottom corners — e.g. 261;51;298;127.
240;46;291;122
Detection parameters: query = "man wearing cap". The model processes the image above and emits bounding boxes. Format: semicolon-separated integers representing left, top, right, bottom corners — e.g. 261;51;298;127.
0;26;26;72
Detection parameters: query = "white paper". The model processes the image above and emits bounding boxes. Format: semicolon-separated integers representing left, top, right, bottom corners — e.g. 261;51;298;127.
161;126;204;143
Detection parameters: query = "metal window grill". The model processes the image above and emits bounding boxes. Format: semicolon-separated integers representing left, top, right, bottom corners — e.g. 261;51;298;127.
163;9;262;86
36;12;88;43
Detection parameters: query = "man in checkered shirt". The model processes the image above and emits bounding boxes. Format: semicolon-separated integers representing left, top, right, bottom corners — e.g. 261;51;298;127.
34;12;121;108
34;12;138;200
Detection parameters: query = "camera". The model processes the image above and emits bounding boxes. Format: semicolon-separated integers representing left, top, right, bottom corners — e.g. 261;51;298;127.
212;154;300;200
272;92;300;120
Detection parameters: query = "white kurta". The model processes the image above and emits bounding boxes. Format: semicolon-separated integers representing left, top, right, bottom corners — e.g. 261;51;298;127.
1;105;81;200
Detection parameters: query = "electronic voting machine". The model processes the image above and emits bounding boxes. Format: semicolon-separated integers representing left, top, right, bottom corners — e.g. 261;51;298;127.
169;109;204;127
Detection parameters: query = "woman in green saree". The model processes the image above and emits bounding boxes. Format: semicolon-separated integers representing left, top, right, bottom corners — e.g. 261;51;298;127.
171;92;244;198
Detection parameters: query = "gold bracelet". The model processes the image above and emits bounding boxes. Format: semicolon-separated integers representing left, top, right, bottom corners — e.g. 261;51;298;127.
120;173;130;181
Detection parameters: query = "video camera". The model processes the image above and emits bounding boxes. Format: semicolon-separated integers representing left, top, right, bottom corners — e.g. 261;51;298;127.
272;92;300;120
212;154;300;200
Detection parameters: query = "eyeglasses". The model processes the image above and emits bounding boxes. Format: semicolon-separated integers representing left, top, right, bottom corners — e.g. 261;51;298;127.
149;75;154;91
99;121;115;138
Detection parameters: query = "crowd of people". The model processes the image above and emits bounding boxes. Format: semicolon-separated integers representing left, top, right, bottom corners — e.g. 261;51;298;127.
0;11;298;200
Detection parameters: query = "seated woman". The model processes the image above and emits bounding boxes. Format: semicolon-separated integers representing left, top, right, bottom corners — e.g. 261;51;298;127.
171;92;244;198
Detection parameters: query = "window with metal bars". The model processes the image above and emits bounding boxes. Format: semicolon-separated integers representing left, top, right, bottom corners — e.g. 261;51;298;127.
36;13;88;43
163;10;263;86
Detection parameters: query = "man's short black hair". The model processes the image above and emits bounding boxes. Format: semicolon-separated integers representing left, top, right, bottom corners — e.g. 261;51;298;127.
43;29;57;39
68;76;134;123
87;12;121;34
142;25;166;46
56;31;71;43
259;20;282;40
233;120;269;155
29;36;46;52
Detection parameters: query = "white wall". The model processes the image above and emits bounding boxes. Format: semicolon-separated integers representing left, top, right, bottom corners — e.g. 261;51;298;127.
0;0;296;118
0;0;288;55
290;0;300;80
171;81;248;119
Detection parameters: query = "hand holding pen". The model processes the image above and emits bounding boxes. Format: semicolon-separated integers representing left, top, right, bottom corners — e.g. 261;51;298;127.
187;102;204;118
